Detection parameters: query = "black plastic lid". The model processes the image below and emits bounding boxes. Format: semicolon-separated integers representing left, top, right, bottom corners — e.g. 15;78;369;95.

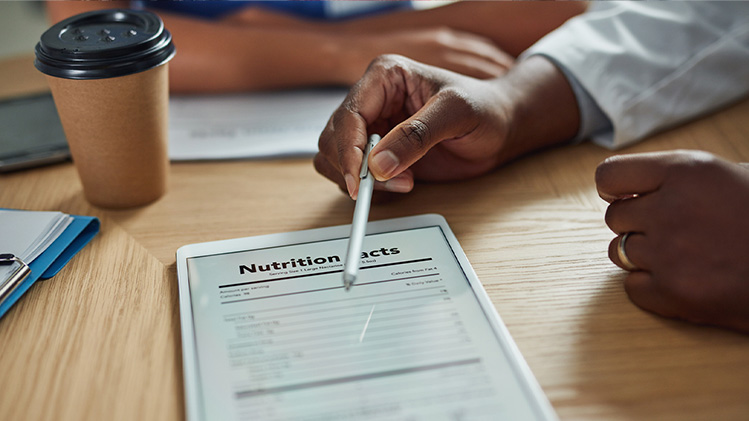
34;9;175;80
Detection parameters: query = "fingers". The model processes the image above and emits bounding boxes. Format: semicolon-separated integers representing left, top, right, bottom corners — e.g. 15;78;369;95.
317;109;368;197
449;32;515;73
403;28;514;79
316;54;499;195
623;271;680;319
439;34;514;79
603;194;657;234
596;150;724;202
604;190;657;271
376;170;415;195
316;62;400;197
595;152;672;203
601;150;749;329
368;85;482;181
313;152;348;195
314;152;415;199
611;247;680;320
608;233;651;272
462;36;515;69
439;53;509;80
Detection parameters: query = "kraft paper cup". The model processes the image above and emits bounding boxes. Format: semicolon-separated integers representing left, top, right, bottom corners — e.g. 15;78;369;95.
35;9;175;208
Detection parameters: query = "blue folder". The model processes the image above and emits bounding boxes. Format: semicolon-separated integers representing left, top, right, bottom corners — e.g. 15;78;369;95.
0;212;99;318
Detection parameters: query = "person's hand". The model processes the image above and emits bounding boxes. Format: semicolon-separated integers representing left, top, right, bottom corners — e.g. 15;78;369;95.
315;54;513;198
225;8;514;82
315;54;579;198
342;27;515;81
596;150;749;333
222;6;322;30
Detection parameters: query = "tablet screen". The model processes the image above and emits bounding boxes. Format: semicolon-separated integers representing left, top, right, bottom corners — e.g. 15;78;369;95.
182;224;552;420
0;94;69;172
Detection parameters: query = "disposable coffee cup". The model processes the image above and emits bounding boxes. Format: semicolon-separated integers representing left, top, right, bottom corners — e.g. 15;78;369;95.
35;9;175;208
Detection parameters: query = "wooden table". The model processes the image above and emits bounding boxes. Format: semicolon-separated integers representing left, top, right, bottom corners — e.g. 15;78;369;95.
1;54;748;421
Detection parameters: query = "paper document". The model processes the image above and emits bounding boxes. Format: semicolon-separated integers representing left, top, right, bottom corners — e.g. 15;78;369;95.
178;216;555;420
168;89;348;160
0;210;72;282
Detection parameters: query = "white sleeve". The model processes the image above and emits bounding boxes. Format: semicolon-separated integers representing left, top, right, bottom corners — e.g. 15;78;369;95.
522;1;749;149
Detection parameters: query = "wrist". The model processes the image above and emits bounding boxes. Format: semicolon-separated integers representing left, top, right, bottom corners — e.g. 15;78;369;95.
495;56;580;162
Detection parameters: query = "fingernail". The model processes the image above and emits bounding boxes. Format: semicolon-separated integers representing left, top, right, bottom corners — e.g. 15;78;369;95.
383;177;413;193
344;173;357;199
370;150;400;180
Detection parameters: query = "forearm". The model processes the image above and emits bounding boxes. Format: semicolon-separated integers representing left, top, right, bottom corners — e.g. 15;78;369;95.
157;12;352;93
46;1;131;23
46;2;355;93
526;2;749;149
338;1;588;57
495;56;580;162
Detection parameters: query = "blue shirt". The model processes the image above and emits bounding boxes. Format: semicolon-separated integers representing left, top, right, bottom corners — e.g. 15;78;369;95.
139;1;411;21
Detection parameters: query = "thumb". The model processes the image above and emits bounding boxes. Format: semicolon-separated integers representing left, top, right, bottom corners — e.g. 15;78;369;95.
368;88;479;181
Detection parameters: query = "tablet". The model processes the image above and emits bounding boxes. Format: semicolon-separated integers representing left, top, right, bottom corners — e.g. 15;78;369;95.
176;214;557;421
0;93;69;172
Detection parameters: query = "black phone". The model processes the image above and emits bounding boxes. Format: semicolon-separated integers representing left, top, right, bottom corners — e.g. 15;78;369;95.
0;93;70;172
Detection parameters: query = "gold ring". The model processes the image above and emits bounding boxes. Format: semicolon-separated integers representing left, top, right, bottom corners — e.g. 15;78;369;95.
617;232;638;271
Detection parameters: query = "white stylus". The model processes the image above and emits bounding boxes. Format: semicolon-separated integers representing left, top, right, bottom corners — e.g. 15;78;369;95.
343;134;381;291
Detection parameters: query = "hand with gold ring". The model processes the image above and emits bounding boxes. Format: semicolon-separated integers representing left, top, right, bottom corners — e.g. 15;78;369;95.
616;232;638;271
596;150;749;333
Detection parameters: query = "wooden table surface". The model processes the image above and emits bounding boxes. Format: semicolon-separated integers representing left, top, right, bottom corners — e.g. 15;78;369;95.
1;54;748;421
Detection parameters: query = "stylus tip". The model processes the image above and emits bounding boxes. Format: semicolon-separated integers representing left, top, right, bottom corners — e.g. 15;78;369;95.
343;273;355;291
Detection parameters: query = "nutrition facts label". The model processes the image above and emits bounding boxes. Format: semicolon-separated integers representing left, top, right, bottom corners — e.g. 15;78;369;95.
185;226;545;421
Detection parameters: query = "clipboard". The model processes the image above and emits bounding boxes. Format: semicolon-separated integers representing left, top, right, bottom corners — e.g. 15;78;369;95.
0;211;99;318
